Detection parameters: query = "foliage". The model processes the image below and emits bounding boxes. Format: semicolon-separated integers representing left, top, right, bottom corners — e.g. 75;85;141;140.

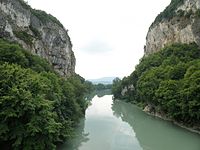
112;78;122;99
0;39;90;149
32;9;63;28
195;9;200;17
94;83;112;91
18;0;63;28
18;0;31;10
0;39;54;73
152;0;184;26
29;25;41;39
151;0;200;27
13;31;33;46
112;43;200;126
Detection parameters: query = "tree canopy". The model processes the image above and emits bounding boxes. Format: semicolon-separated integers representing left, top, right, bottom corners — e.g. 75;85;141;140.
112;43;200;127
0;39;92;149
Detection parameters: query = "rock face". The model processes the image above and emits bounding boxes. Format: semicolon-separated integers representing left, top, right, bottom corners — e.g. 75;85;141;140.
0;0;75;76
121;84;134;96
145;0;200;55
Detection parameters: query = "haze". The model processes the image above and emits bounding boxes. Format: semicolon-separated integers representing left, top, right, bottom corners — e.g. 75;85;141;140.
27;0;171;79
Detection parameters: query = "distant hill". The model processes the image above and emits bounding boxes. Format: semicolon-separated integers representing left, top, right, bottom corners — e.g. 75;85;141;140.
88;77;117;84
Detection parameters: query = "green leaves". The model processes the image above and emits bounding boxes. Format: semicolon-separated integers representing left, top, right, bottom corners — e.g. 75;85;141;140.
0;39;88;149
0;39;54;73
114;43;200;127
153;0;184;25
112;77;122;99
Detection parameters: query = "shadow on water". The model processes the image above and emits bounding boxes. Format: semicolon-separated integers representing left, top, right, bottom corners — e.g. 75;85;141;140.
58;90;112;150
57;119;89;150
111;100;200;150
86;89;112;100
58;95;200;150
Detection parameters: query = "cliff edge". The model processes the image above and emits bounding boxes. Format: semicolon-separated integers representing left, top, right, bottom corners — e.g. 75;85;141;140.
145;0;200;55
0;0;75;76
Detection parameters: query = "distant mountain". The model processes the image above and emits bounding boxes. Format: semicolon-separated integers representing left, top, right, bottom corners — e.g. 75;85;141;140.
88;77;117;84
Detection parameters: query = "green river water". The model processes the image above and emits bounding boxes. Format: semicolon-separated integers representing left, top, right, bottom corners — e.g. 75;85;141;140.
58;94;200;150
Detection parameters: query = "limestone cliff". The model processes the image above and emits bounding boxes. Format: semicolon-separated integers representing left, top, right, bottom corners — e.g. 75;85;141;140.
0;0;75;76
145;0;200;55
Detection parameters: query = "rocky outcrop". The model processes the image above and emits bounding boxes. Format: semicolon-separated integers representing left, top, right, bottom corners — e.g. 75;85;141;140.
145;0;200;55
143;104;200;134
121;84;134;96
0;0;75;76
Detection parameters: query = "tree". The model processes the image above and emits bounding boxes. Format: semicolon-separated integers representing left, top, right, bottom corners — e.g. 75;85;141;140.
112;77;122;99
0;63;61;149
0;39;90;149
112;43;200;128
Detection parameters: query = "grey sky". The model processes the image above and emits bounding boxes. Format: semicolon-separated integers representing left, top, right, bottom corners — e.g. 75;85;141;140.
27;0;171;79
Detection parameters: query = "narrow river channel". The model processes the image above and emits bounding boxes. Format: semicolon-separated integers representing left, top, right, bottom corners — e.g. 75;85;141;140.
58;94;200;150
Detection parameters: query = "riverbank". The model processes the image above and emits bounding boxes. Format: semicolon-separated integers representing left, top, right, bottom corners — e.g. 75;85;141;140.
60;95;200;150
143;105;200;135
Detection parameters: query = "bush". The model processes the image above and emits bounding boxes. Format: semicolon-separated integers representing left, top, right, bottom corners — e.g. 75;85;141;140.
32;9;63;28
114;43;200;126
14;31;33;46
0;39;54;73
152;0;184;26
29;25;41;39
0;39;89;149
195;9;200;17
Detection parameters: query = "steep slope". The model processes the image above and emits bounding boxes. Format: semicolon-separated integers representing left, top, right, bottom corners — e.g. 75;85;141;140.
0;0;75;76
112;0;200;133
0;39;90;149
145;0;200;55
113;43;200;133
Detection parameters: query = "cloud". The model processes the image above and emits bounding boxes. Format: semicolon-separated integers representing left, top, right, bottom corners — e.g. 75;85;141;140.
80;39;113;54
27;0;171;79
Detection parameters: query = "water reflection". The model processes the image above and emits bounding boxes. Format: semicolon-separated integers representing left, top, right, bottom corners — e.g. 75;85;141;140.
58;91;112;150
81;95;142;150
58;95;142;150
112;100;200;150
86;89;112;100
57;119;89;150
58;95;200;150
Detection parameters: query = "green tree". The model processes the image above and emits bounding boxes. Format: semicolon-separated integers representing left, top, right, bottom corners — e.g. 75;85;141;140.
0;63;61;149
0;38;90;149
113;43;200;128
112;77;122;99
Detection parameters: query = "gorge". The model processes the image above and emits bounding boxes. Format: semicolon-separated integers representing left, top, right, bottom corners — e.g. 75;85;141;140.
112;0;200;134
0;0;200;149
0;0;92;149
0;0;75;76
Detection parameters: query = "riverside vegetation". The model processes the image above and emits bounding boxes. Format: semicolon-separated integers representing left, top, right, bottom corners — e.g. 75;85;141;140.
112;43;200;131
0;39;93;149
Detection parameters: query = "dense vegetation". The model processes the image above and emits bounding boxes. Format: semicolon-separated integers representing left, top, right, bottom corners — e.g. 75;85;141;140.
93;83;112;91
13;31;34;46
31;9;64;28
0;39;92;149
112;43;200;128
18;0;63;28
150;0;200;28
151;0;184;26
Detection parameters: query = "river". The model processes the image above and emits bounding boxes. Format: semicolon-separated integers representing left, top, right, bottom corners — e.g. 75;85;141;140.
58;94;200;150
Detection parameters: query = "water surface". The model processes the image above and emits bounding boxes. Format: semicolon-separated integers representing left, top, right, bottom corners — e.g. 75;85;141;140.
58;94;200;150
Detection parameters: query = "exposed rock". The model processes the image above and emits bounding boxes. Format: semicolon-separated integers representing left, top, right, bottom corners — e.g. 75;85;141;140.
121;84;134;96
143;104;156;114
143;104;200;134
0;0;75;76
143;105;152;113
145;0;200;55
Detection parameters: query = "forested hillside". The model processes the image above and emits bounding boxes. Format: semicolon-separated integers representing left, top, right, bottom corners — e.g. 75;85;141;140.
0;39;93;149
112;43;200;130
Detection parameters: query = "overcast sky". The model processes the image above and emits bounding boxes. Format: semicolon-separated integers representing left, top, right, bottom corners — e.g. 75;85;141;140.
27;0;171;79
